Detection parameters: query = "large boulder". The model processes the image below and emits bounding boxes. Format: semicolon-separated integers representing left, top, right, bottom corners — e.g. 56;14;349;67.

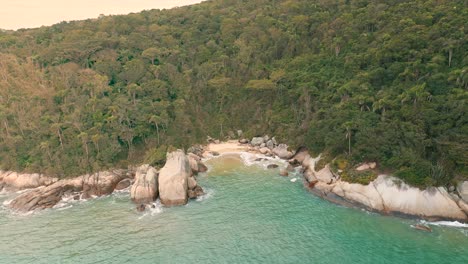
251;137;264;146
273;144;293;159
130;165;159;204
158;150;191;206
0;171;58;191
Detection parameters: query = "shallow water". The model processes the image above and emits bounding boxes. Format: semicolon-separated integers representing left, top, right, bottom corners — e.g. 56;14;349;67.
1;154;467;263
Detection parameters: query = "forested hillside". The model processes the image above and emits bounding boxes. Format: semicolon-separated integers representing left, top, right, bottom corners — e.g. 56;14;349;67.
0;0;466;186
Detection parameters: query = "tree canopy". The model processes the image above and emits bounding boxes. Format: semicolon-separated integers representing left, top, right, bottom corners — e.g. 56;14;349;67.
0;0;466;187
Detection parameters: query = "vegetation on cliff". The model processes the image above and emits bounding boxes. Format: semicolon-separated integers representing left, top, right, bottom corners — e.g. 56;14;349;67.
0;0;466;187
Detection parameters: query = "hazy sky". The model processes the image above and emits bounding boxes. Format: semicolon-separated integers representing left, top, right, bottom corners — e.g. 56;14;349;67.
0;0;204;30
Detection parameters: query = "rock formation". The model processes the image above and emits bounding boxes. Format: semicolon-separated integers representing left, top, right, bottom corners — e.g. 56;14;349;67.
299;149;468;221
130;165;159;204
0;171;58;191
9;170;129;212
158;150;200;206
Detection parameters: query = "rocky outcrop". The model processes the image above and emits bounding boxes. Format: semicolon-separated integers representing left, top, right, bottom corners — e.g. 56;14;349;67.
9;170;129;212
158;150;191;206
0;171;58;191
130;165;158;204
300;151;468;222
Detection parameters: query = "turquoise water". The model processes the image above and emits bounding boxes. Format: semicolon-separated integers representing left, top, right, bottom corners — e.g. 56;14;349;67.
1;154;467;263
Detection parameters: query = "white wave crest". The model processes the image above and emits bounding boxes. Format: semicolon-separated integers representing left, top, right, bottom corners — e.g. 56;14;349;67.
196;188;214;202
421;220;468;228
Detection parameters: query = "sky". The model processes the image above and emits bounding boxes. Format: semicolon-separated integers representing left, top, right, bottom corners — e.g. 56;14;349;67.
0;0;204;30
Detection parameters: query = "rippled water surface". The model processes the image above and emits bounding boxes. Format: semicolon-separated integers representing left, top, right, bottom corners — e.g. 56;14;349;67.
1;154;467;263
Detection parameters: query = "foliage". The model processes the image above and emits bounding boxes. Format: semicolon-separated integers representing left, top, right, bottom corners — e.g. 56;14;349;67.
0;0;466;186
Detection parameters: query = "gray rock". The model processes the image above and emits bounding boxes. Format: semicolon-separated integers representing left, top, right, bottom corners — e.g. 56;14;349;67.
237;130;243;138
267;164;279;169
273;144;293;159
239;138;249;144
251;137;264;146
266;140;274;149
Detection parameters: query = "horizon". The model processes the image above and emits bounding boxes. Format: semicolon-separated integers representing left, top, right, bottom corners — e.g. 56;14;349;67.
0;0;204;30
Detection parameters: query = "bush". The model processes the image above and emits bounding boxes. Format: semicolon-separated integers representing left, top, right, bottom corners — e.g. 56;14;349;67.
144;145;168;168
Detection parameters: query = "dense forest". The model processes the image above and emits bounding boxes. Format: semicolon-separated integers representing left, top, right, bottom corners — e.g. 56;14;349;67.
0;0;466;187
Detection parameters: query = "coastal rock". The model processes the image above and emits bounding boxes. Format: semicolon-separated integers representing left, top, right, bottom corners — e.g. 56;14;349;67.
115;178;132;190
373;176;467;220
82;170;129;197
290;146;310;164
0;171;58;191
267;164;279;169
304;169;317;182
458;200;468;215
187;145;204;157
457;181;468;202
259;147;270;155
9;170;129;212
239;138;249;144
251;137;264;146
413;224;432;232
158;150;191;206
279;169;289;177
330;181;385;211
130;165;158;204
273;144;293;159
356;162;377;171
315;165;337;184
188;185;205;199
266;140;274;149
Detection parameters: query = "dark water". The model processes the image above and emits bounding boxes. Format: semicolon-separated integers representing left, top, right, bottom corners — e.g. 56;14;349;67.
0;154;467;263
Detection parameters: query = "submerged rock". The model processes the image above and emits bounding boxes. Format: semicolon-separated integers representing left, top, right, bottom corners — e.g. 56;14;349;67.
267;164;279;169
136;204;146;212
413;224;432;232
279;169;289;177
130;165;158;204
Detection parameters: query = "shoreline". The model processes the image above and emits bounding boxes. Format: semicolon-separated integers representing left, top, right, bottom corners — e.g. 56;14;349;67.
1;139;467;223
